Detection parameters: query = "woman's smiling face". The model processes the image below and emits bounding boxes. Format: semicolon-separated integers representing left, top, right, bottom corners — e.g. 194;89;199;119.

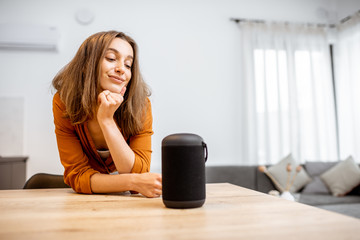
99;37;134;94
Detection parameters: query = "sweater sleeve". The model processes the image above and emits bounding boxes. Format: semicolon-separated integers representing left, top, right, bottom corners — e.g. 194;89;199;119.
129;98;154;173
52;93;98;194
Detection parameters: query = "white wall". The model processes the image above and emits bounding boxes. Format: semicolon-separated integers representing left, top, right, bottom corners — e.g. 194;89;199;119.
0;0;359;179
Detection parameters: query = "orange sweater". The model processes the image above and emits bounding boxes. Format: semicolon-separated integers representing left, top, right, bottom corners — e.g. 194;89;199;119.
52;92;153;194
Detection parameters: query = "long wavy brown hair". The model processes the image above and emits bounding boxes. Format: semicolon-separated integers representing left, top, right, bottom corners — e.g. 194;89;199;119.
52;31;151;139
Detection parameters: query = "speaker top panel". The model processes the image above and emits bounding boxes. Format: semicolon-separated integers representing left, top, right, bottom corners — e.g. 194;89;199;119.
162;133;204;147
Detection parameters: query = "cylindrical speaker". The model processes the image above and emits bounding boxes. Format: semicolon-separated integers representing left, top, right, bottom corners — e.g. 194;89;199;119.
162;133;208;209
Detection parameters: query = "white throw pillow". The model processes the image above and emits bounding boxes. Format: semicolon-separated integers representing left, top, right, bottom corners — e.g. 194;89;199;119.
320;156;360;197
267;154;311;193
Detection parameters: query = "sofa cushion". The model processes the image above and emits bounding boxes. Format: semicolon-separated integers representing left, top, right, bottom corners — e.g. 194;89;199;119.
267;154;311;193
303;161;337;176
316;203;360;219
205;166;257;190
302;177;330;194
302;161;337;194
321;156;360;196
256;170;277;193
299;193;360;205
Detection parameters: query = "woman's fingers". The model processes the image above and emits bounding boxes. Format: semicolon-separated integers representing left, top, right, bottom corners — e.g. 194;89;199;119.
98;91;108;104
133;173;163;198
97;90;124;122
148;188;162;198
99;90;122;106
120;86;127;97
148;174;162;197
154;188;162;196
105;93;117;105
119;81;127;95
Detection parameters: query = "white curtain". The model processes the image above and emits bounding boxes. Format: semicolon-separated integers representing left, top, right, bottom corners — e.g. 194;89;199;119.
334;12;360;162
238;21;338;165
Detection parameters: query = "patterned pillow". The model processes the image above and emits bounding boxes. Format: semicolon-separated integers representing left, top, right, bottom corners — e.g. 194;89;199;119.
320;156;360;197
267;154;311;193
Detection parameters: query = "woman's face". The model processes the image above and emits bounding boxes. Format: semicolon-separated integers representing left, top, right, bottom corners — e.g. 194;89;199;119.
99;38;134;94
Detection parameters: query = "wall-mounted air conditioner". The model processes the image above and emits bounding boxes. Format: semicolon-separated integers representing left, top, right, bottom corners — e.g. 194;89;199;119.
0;23;59;51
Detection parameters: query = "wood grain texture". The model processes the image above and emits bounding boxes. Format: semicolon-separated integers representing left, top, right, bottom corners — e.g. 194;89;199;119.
0;183;359;240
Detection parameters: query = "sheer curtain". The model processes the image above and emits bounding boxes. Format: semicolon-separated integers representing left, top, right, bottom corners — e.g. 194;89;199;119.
334;12;360;162
238;21;338;165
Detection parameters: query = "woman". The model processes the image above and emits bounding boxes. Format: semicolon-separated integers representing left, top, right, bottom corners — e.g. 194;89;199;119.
52;31;162;197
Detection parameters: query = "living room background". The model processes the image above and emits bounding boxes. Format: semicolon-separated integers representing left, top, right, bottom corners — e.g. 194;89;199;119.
235;21;339;165
0;0;359;179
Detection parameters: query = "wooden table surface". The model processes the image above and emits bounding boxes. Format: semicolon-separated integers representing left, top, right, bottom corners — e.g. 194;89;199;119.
0;183;359;240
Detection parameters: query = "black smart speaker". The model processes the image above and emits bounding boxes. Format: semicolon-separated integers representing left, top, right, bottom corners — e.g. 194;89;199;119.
162;133;208;209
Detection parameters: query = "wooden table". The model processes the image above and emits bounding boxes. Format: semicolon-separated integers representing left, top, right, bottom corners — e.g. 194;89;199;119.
0;183;359;240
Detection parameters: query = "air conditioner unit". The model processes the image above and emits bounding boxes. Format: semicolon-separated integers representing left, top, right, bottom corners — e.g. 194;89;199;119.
0;23;59;51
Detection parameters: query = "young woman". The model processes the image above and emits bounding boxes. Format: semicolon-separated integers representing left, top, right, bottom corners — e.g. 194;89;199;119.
52;31;162;197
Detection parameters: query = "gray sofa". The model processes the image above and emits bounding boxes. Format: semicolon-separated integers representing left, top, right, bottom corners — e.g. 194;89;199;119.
205;165;360;219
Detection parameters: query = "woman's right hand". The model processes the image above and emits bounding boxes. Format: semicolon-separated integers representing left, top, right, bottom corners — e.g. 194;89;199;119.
97;83;127;124
97;90;123;124
131;173;162;198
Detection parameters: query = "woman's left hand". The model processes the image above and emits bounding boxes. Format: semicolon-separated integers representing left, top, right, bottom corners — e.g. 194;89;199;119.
97;86;126;123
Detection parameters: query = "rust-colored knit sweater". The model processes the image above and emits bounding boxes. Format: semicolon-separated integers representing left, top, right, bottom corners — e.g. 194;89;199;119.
52;92;153;194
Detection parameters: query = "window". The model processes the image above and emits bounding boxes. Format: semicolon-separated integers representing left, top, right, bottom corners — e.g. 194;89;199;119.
253;48;337;163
